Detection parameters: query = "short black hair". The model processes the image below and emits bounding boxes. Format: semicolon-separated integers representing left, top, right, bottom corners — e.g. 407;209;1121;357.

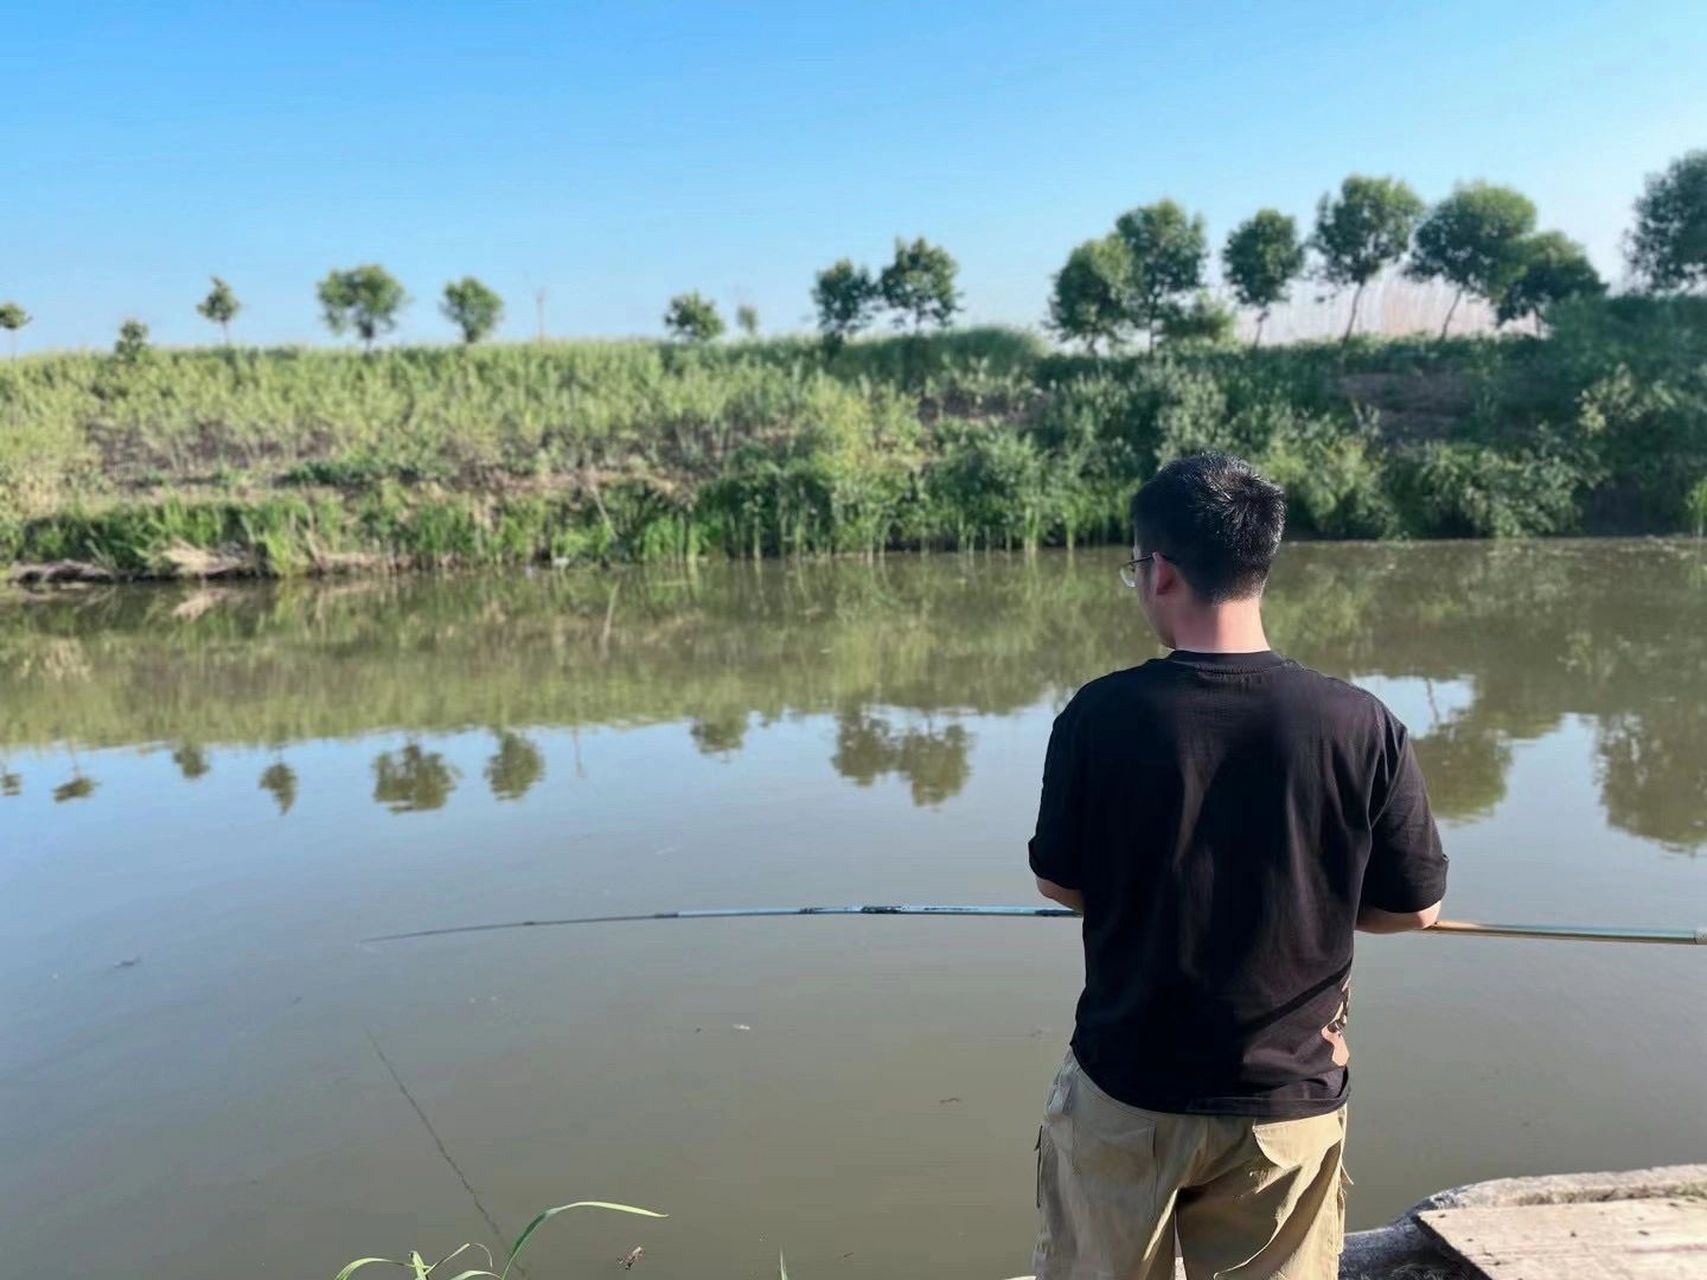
1130;453;1286;602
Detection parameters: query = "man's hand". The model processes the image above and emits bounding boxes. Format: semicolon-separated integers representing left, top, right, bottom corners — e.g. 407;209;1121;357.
1357;900;1442;934
1036;876;1085;914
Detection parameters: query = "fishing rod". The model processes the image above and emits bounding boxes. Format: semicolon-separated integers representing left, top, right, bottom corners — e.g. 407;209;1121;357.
363;905;1707;947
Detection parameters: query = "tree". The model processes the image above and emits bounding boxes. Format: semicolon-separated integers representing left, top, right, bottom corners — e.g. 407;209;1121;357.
878;237;960;332
735;304;760;338
440;276;504;345
1627;150;1707;292
1160;292;1236;347
1112;199;1207;351
1311;175;1426;341
1048;235;1133;354
663;291;724;342
0;301;29;357
1496;231;1604;326
197;277;241;344
317;265;408;351
114;319;150;361
1409;183;1537;337
1221;210;1305;346
812;259;879;348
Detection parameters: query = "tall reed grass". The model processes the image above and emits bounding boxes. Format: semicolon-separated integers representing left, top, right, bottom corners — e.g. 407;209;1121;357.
3;299;1705;577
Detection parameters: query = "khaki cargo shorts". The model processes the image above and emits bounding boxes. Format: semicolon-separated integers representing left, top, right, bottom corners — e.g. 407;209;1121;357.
1032;1052;1348;1280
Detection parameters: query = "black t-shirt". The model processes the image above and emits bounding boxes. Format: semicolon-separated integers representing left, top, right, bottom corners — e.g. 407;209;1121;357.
1028;650;1447;1118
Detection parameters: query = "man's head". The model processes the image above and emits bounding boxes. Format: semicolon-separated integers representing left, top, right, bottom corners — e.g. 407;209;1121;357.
1128;453;1286;646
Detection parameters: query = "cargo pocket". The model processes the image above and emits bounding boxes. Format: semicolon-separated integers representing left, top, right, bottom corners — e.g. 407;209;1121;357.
1065;1062;1157;1180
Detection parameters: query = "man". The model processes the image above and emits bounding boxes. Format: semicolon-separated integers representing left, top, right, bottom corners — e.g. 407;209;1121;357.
1028;453;1447;1280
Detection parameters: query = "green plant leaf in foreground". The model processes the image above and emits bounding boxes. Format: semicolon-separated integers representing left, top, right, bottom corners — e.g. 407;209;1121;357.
431;1243;495;1276
779;1251;788;1280
499;1201;669;1280
336;1259;405;1280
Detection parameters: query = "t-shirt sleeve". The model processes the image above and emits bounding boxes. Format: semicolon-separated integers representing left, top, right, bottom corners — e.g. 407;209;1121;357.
1028;699;1084;889
1363;717;1449;913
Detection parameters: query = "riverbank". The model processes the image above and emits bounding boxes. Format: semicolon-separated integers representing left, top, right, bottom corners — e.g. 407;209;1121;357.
3;297;1704;580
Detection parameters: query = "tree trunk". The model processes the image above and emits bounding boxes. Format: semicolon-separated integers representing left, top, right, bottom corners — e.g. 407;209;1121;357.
1439;289;1462;341
222;321;231;346
1341;283;1365;344
1252;312;1267;349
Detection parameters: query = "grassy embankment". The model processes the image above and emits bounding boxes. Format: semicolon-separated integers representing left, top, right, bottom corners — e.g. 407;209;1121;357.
2;297;1705;579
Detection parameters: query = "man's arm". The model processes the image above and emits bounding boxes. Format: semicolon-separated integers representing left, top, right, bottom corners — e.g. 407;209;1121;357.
1028;700;1086;908
1036;875;1084;914
1360;715;1449;934
1357;899;1441;934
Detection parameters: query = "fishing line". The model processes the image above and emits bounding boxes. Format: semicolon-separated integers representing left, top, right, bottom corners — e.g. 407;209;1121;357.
365;1028;522;1273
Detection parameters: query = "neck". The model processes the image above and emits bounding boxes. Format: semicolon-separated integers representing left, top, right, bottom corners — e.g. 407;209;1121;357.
1167;599;1269;654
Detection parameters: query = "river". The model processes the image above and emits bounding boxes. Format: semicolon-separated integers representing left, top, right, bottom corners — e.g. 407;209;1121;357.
3;542;1704;1278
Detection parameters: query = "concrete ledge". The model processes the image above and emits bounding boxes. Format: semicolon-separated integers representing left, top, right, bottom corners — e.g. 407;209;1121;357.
1339;1164;1707;1279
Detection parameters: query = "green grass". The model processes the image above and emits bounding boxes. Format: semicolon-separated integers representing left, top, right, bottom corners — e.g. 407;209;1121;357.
335;1199;667;1280
4;299;1706;578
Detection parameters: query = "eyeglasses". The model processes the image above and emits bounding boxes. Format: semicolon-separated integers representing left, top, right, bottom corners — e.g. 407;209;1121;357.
1119;553;1156;589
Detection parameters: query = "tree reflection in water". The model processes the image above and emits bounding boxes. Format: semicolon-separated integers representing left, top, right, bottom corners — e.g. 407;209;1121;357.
834;711;972;807
485;730;545;801
372;744;458;814
259;761;298;815
0;543;1702;849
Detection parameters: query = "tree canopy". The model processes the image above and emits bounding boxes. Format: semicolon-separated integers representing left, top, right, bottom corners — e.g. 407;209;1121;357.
1312;175;1426;339
878;237;960;331
441;276;504;345
1048;235;1134;353
0;301;29;355
1627;149;1707;293
318;265;409;349
113;318;150;361
1496;231;1604;325
1409;182;1537;336
1113;199;1207;350
1160;292;1236;348
664;291;724;342
812;259;879;348
735;304;760;338
196;277;241;343
1222;210;1305;344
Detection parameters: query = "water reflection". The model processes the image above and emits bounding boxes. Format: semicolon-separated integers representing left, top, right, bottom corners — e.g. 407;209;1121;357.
52;774;97;802
259;761;298;815
371;744;457;814
485;730;545;801
172;743;211;781
833;711;973;807
1;542;1704;850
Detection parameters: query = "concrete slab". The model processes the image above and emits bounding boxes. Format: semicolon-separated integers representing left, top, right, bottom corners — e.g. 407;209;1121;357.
1416;1197;1707;1279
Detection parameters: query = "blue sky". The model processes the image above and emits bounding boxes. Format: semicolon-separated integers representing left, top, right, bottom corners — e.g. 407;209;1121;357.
3;1;1703;350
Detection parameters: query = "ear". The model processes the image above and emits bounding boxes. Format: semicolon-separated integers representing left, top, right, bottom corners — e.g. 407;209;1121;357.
1152;552;1182;596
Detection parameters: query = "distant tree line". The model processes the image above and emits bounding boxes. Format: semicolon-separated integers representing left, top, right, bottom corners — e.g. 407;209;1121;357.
1053;175;1605;351
1;150;1702;357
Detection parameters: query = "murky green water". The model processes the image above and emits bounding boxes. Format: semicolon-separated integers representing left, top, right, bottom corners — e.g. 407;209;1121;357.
3;543;1705;1278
